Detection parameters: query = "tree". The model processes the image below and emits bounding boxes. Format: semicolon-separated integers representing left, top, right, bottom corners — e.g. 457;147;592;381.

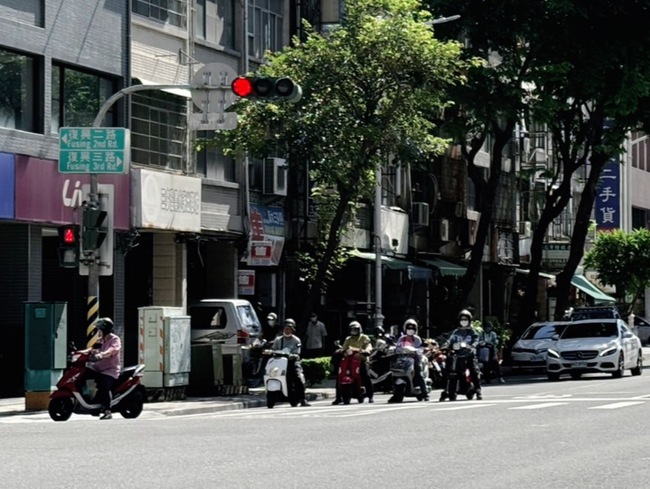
584;229;650;316
215;0;470;321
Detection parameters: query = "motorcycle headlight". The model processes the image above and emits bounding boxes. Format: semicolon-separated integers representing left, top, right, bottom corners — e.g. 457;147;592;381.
600;347;617;357
547;349;560;359
269;367;279;378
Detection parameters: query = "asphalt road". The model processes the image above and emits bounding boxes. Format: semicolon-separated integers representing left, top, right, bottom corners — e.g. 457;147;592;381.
1;372;650;489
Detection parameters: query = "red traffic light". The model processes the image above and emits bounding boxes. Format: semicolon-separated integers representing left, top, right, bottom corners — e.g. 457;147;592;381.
232;77;254;97
58;225;79;245
63;227;76;244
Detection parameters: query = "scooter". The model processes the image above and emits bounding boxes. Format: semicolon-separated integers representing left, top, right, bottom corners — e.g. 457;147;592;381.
367;338;393;392
338;347;366;404
425;346;446;389
243;338;268;388
476;341;497;383
440;342;476;401
389;345;431;403
263;350;302;408
48;350;146;422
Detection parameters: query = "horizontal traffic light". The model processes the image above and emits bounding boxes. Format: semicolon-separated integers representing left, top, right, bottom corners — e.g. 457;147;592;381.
231;77;302;103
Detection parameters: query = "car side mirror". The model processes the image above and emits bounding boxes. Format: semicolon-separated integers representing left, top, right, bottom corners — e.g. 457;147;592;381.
623;332;634;339
551;334;559;341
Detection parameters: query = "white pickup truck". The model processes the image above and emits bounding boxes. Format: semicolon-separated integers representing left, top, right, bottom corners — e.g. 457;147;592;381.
188;299;262;345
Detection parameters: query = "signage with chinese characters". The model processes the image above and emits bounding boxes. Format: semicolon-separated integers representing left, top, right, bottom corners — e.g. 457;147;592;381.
59;127;130;174
595;159;620;230
542;242;571;269
238;270;255;296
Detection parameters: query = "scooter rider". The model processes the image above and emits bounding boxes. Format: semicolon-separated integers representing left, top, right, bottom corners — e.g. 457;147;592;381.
332;321;374;405
388;319;429;402
478;321;505;384
440;309;483;400
270;318;310;407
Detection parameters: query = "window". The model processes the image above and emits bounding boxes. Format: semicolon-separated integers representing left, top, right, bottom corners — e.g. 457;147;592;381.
249;158;264;190
248;0;284;59
51;64;115;133
0;47;40;132
133;0;187;29
196;131;236;182
131;91;187;170
196;0;235;49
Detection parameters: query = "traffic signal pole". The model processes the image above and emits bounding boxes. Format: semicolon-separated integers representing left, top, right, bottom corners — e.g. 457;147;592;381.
87;84;190;346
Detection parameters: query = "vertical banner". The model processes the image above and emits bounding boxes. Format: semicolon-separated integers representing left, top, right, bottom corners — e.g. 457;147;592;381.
595;159;621;231
238;270;256;296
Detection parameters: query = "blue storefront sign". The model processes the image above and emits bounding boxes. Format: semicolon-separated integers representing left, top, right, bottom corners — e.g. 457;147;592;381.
595;159;620;230
249;204;285;236
0;152;15;219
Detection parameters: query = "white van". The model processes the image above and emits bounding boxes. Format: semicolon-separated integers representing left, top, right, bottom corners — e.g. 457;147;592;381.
188;299;262;345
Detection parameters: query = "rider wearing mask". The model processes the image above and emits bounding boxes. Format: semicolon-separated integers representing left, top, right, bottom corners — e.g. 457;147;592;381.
389;319;429;402
271;318;310;407
478;321;505;384
441;309;483;400
84;318;122;420
332;321;374;405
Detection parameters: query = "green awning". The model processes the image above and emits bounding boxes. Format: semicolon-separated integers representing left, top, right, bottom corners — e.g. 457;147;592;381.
421;258;466;277
571;275;616;304
349;250;432;280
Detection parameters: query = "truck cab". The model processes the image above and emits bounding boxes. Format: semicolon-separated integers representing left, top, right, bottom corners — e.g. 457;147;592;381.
188;299;262;345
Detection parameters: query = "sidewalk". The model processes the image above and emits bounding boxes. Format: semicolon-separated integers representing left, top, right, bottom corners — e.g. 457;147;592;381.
0;380;337;418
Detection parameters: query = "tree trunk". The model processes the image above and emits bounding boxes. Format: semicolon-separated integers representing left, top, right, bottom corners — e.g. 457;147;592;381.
554;157;607;319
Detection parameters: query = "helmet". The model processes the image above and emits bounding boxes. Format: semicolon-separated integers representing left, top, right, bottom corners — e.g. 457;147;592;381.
458;309;473;322
95;317;114;335
349;321;362;334
403;319;418;330
283;318;296;330
267;312;277;322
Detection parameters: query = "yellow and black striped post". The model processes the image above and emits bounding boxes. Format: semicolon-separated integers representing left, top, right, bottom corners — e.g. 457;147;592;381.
86;295;100;348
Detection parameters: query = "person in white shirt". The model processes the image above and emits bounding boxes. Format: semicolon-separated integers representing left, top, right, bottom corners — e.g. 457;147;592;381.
304;312;328;358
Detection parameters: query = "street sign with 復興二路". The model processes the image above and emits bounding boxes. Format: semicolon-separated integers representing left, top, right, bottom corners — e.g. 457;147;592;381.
59;127;130;174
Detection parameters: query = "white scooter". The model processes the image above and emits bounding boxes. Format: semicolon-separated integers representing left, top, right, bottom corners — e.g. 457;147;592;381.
263;349;302;408
389;345;432;402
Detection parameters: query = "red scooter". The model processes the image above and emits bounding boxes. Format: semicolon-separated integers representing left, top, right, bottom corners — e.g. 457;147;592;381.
48;350;146;422
338;347;366;404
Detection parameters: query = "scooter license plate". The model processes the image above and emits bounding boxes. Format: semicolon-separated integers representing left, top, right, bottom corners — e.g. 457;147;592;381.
266;379;283;391
572;361;587;368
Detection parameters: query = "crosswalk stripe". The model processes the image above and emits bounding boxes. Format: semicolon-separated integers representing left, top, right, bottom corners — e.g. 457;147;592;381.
588;401;645;410
431;403;497;412
509;402;568;410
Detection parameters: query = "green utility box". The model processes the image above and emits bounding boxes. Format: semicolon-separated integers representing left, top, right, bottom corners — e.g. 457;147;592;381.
24;302;67;410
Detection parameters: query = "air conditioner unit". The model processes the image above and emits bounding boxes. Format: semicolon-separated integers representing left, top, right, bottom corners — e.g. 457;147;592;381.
519;221;532;238
413;202;430;226
263;158;288;196
439;219;450;241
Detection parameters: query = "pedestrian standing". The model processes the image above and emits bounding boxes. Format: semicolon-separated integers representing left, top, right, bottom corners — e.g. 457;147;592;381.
304;312;328;358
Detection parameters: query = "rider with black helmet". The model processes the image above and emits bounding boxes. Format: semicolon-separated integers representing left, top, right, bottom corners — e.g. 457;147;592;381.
84;317;122;419
270;318;310;407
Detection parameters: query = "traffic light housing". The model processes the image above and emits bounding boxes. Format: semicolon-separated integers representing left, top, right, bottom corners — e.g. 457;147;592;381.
82;204;108;252
231;77;302;103
57;225;80;268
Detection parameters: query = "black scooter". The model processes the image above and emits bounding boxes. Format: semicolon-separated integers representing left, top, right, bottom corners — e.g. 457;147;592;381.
440;342;477;401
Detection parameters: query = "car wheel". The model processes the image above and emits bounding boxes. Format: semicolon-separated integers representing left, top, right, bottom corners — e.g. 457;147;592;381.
547;372;560;381
631;352;643;376
612;353;625;378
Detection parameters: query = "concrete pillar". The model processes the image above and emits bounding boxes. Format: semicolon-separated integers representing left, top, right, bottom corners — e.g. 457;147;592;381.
152;233;186;309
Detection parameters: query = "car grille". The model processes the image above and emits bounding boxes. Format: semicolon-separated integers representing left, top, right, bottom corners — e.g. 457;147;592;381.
516;348;538;353
560;350;599;361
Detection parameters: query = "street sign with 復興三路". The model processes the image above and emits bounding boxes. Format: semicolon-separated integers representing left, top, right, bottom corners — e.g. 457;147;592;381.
59;127;130;174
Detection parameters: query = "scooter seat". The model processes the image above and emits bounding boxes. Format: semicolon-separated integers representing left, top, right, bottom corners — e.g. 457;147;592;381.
116;365;139;383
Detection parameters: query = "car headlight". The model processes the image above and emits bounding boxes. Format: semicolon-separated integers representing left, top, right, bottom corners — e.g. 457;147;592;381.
600;347;618;357
536;348;548;354
547;349;560;359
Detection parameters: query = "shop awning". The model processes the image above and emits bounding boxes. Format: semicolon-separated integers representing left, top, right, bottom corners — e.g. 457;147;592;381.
571;274;616;304
349;251;432;280
515;268;556;280
421;258;466;277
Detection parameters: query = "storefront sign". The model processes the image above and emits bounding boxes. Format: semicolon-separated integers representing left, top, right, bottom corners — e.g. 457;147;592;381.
0;153;15;219
14;155;129;229
238;269;255;296
595;159;620;230
541;242;571;269
249;204;285;237
246;204;285;266
132;168;201;232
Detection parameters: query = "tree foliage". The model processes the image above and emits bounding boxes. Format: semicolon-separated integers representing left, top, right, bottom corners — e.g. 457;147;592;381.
584;229;650;316
215;0;471;318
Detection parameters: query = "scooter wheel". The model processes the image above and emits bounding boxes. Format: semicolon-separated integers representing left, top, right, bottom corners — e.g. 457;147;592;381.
48;397;73;422
341;385;353;405
448;394;457;401
119;391;145;419
266;392;276;409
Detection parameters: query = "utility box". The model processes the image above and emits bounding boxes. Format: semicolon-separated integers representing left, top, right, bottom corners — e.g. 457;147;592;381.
24;302;68;410
137;307;190;389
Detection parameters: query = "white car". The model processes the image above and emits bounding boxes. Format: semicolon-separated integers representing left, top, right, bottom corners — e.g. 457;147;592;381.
510;322;570;370
546;319;643;381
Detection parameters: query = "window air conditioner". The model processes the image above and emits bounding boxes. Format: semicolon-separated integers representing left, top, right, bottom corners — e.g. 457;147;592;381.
412;202;430;226
263;158;288;196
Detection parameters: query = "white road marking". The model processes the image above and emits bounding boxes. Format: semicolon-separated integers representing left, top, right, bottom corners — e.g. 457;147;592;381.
588;401;645;410
509;402;568;410
431;403;497;412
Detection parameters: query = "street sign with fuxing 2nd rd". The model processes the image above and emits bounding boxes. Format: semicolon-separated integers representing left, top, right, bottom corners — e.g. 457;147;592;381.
59;127;130;174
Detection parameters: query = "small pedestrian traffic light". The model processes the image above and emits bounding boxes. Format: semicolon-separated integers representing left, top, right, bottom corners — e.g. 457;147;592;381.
231;76;302;103
57;225;80;268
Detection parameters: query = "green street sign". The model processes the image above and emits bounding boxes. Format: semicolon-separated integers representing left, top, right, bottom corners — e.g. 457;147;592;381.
59;127;130;174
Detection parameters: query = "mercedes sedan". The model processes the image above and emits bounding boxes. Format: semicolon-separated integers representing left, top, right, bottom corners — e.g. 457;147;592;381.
546;319;643;381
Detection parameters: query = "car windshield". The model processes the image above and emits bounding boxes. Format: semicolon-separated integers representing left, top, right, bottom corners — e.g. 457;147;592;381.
522;323;567;340
561;322;618;339
237;305;261;328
